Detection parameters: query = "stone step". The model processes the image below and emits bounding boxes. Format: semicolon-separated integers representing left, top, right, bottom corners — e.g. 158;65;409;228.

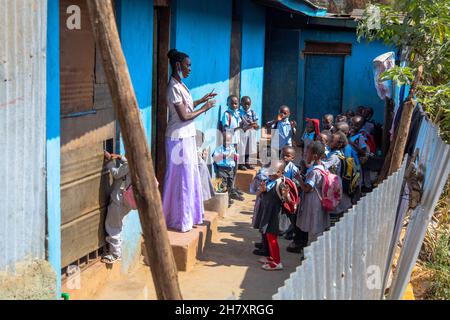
143;210;219;272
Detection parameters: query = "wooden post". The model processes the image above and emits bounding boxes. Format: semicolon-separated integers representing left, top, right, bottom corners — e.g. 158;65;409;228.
87;0;183;300
387;66;423;176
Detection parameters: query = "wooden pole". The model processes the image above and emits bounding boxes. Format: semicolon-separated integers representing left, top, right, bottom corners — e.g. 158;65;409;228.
87;0;183;300
387;66;423;176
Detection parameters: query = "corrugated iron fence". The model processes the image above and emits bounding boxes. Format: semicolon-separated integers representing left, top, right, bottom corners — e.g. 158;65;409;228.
0;0;47;271
273;116;450;300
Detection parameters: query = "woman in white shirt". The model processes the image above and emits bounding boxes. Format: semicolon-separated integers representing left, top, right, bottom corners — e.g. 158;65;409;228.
162;49;217;232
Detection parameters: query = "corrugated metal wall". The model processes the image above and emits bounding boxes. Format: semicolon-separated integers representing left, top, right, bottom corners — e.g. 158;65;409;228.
273;114;450;300
388;118;450;299
273;161;407;300
0;0;47;271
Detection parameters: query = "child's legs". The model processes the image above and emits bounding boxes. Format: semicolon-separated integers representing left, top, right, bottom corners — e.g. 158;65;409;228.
105;202;127;257
266;233;281;264
293;227;308;248
261;232;270;256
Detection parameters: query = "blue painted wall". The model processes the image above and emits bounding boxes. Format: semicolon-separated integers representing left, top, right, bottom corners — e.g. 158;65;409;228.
298;29;388;124
265;27;389;129
115;0;153;272
240;0;266;133
46;0;61;298
171;0;233;153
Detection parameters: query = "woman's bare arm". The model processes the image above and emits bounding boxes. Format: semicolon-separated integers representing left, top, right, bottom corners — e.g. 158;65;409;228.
174;100;216;122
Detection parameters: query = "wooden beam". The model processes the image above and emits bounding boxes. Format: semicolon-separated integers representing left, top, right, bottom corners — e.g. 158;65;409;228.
388;66;423;176
87;0;182;300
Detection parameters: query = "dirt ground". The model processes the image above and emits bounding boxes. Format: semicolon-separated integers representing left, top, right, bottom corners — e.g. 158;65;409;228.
93;192;302;300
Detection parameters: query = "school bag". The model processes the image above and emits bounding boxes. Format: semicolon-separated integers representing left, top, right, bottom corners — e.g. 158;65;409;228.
360;131;377;154
337;153;361;195
313;168;342;213
218;110;232;133
123;185;137;210
275;176;300;215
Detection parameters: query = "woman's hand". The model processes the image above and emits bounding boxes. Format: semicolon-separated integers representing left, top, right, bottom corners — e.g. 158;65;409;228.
203;99;216;112
201;90;217;103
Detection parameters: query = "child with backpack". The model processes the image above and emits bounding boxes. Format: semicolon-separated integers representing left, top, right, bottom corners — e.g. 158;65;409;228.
221;95;244;201
288;141;336;256
299;118;320;161
253;160;291;271
322;131;352;222
298;141;342;242
349;115;370;196
101;151;132;264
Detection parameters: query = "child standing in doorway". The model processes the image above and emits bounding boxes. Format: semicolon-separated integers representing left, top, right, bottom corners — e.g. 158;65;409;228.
102;151;132;264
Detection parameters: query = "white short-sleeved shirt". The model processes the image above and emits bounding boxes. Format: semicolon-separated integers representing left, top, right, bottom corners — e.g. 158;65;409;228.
166;77;196;139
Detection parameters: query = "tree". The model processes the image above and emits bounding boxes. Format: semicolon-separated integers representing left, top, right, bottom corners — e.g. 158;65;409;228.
357;0;450;142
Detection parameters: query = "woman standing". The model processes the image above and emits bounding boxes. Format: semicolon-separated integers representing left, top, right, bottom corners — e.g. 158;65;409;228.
163;49;217;232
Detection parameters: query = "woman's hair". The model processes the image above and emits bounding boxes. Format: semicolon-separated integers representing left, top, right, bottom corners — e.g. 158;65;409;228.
167;49;189;71
309;141;325;158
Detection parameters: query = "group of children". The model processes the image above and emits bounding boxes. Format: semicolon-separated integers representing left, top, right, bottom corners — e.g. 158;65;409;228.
212;95;261;206
251;105;380;271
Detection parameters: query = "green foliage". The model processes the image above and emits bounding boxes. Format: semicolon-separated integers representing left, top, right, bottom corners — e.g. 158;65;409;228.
380;66;415;86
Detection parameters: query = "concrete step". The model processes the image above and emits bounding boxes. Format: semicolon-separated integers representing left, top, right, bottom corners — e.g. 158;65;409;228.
143;210;219;272
235;167;258;193
62;258;124;300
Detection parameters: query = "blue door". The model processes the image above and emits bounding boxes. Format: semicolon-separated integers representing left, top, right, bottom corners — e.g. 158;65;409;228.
303;55;344;124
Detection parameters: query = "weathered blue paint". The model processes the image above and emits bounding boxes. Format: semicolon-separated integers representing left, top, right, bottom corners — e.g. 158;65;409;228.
115;0;153;272
240;0;266;135
46;0;61;298
263;28;300;123
171;0;233;154
303;55;344;121
278;0;327;17
298;29;388;124
265;28;389;128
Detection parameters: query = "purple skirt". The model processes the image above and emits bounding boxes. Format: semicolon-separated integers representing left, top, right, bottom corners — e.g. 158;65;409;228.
162;136;204;232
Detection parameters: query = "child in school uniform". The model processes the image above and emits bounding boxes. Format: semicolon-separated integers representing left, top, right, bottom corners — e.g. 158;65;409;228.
299;118;320;161
322;114;335;132
280;146;301;240
317;130;332;157
288;142;330;256
349;115;368;201
221;95;244;201
239;96;259;171
322;131;352;222
101;151;132;264
266;105;297;153
213;131;238;207
196;130;215;202
253;160;288;271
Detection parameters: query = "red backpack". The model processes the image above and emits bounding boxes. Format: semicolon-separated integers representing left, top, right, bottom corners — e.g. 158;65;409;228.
360;131;376;154
275;177;300;214
313;168;342;213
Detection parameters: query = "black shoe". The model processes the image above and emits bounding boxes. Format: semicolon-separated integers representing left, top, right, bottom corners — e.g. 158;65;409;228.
253;248;270;256
246;164;255;170
238;164;247;171
361;186;373;193
284;232;294;241
228;199;234;207
230;193;244;201
254;242;263;249
286;243;303;254
233;188;244;195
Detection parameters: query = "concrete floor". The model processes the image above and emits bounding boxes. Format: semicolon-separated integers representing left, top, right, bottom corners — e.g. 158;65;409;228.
93;192;302;300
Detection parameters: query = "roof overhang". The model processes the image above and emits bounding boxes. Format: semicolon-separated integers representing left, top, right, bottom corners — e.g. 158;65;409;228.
254;0;328;17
